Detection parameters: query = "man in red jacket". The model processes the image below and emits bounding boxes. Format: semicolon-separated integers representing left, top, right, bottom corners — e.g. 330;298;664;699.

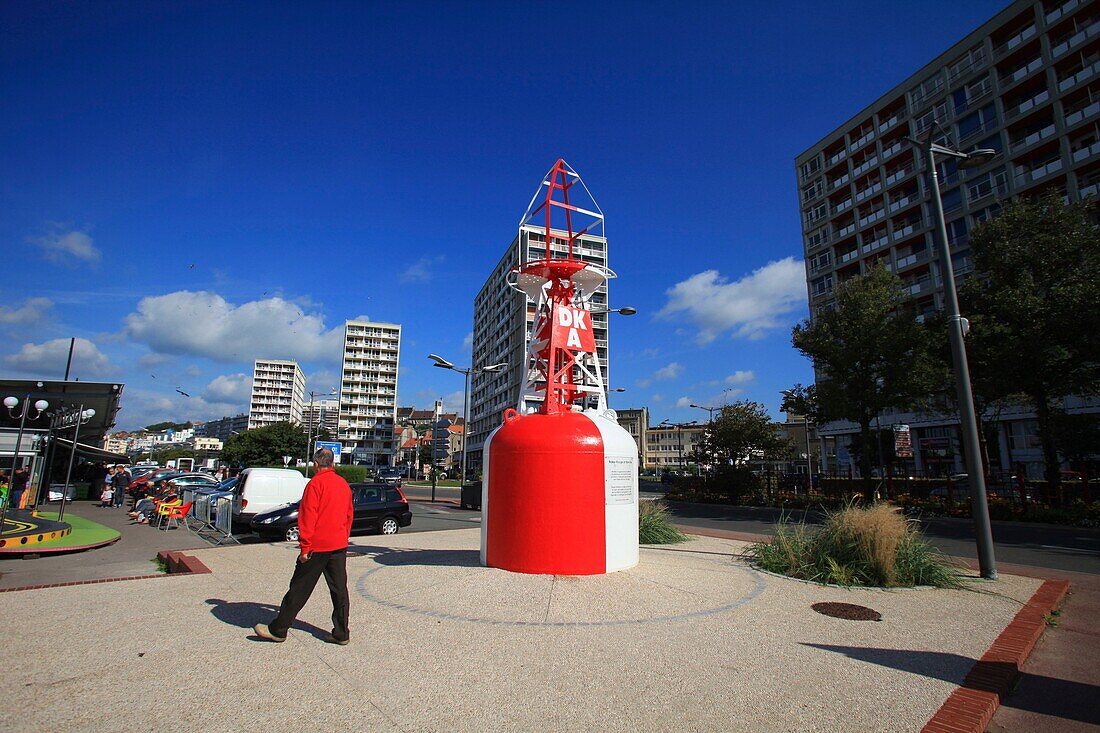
255;447;355;645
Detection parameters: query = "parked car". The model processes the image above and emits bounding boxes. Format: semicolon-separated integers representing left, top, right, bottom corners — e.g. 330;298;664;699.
231;467;309;527
376;467;403;486
250;482;412;542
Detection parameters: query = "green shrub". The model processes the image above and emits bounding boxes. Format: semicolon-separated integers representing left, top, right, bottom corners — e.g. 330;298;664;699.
638;501;688;544
267;465;369;483
744;503;964;588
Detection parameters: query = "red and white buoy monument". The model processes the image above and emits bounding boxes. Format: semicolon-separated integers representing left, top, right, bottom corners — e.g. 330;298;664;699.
481;159;639;575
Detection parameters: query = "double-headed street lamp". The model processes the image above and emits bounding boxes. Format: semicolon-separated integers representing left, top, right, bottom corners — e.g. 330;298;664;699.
427;354;507;499
909;124;998;579
304;388;337;476
1;395;49;531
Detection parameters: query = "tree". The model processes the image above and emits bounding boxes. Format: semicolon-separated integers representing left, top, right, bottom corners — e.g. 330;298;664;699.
221;422;307;467
791;265;938;490
144;421;193;432
960;192;1100;490
697;400;792;466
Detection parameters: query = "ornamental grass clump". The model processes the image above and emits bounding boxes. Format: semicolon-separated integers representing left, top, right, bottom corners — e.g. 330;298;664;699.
744;503;964;588
638;500;688;545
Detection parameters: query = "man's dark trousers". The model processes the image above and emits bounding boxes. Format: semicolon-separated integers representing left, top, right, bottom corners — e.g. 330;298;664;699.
269;548;350;641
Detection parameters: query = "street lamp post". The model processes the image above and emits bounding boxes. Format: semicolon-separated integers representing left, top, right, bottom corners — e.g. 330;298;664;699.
427;354;508;495
304;388;337;476
53;405;96;522
911;125;998;579
2;395;49;532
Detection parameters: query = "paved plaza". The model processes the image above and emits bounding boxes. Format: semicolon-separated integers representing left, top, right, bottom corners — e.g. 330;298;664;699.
0;527;1048;732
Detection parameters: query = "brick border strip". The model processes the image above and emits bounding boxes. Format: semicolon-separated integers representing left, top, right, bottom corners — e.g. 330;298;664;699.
922;578;1070;733
0;551;211;593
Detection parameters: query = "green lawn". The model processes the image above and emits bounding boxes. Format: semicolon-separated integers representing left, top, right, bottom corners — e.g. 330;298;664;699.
32;511;120;548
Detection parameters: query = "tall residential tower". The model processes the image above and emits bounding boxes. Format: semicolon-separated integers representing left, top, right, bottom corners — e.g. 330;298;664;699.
794;0;1099;477
338;319;401;466
247;359;306;430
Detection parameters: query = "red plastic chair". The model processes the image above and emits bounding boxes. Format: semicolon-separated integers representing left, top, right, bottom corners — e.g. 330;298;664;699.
159;500;191;531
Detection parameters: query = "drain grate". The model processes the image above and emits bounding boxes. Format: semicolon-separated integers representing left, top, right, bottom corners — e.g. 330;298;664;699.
812;602;882;621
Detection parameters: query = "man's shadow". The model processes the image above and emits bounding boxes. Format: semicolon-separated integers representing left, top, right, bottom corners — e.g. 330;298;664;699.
205;598;328;641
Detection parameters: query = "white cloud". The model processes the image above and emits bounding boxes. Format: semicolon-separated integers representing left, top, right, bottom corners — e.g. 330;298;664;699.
202;373;252;404
725;370;755;385
306;369;341;396
116;387;245;431
440;389;465;415
635;378;652;388
138;353;174;369
658;257;807;343
399;256;445;284
651;393;663;402
675;396;693;408
124;290;345;364
4;337;114;378
0;297;53;326
653;362;683;381
462;332;473;351
29;226;101;265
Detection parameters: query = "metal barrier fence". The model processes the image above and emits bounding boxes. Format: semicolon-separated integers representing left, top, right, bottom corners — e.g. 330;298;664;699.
191;494;238;545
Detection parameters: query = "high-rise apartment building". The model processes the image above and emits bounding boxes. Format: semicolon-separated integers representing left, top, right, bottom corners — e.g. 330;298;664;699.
302;398;339;436
615;407;650;466
247;360;306;430
338;320;401;466
466;225;610;466
195;413;249;442
795;0;1099;477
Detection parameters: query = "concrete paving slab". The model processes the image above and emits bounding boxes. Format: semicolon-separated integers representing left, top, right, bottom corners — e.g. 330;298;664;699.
0;529;1043;732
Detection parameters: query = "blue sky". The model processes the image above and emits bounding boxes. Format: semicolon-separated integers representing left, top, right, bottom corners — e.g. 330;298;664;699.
0;0;1009;431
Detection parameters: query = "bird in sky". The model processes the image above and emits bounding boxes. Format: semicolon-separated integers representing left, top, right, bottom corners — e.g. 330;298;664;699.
175;388;191;397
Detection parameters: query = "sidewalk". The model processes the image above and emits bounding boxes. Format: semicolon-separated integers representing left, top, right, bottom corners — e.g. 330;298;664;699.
0;503;207;589
0;528;1067;732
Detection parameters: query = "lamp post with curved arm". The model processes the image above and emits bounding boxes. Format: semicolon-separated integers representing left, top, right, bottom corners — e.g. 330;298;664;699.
1;395;49;532
427;354;508;499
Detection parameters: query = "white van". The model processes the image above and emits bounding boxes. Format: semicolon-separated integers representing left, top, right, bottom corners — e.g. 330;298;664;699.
232;468;309;526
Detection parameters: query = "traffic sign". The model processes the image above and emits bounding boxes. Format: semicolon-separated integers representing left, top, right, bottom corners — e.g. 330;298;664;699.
314;440;342;459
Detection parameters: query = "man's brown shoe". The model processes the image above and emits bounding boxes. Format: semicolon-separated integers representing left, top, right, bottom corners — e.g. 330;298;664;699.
253;623;286;642
323;633;350;646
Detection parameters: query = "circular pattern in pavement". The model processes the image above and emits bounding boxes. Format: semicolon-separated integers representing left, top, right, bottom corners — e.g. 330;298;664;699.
353;546;767;627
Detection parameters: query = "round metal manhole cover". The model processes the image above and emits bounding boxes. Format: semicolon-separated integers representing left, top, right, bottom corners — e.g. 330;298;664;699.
811;602;882;621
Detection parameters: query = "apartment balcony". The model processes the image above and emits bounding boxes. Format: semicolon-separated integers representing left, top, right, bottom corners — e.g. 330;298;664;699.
885;165;914;185
828;148;847;166
833;198;853;214
1051;19;1100;59
808;258;833;274
852;155;879;176
838;248;860;264
858;208;885;228
837;222;856;238
855;181;882;202
861;233;889;254
878;112;904;133
1058;59;1100;92
830;172;851;190
851;128;876;150
1047;0;1081;24
881;140;904;160
895;251;928;270
1015;157;1065;185
1079;180;1099;198
1010;123;1057;152
992;24;1037;58
1000;57;1044;88
905;279;932;296
892;220;925;240
1065;99;1100;127
1006;89;1050;119
1071;138;1100;162
888;193;918;213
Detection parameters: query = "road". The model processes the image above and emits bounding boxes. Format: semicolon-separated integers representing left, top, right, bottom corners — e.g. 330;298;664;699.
400;482;1100;575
